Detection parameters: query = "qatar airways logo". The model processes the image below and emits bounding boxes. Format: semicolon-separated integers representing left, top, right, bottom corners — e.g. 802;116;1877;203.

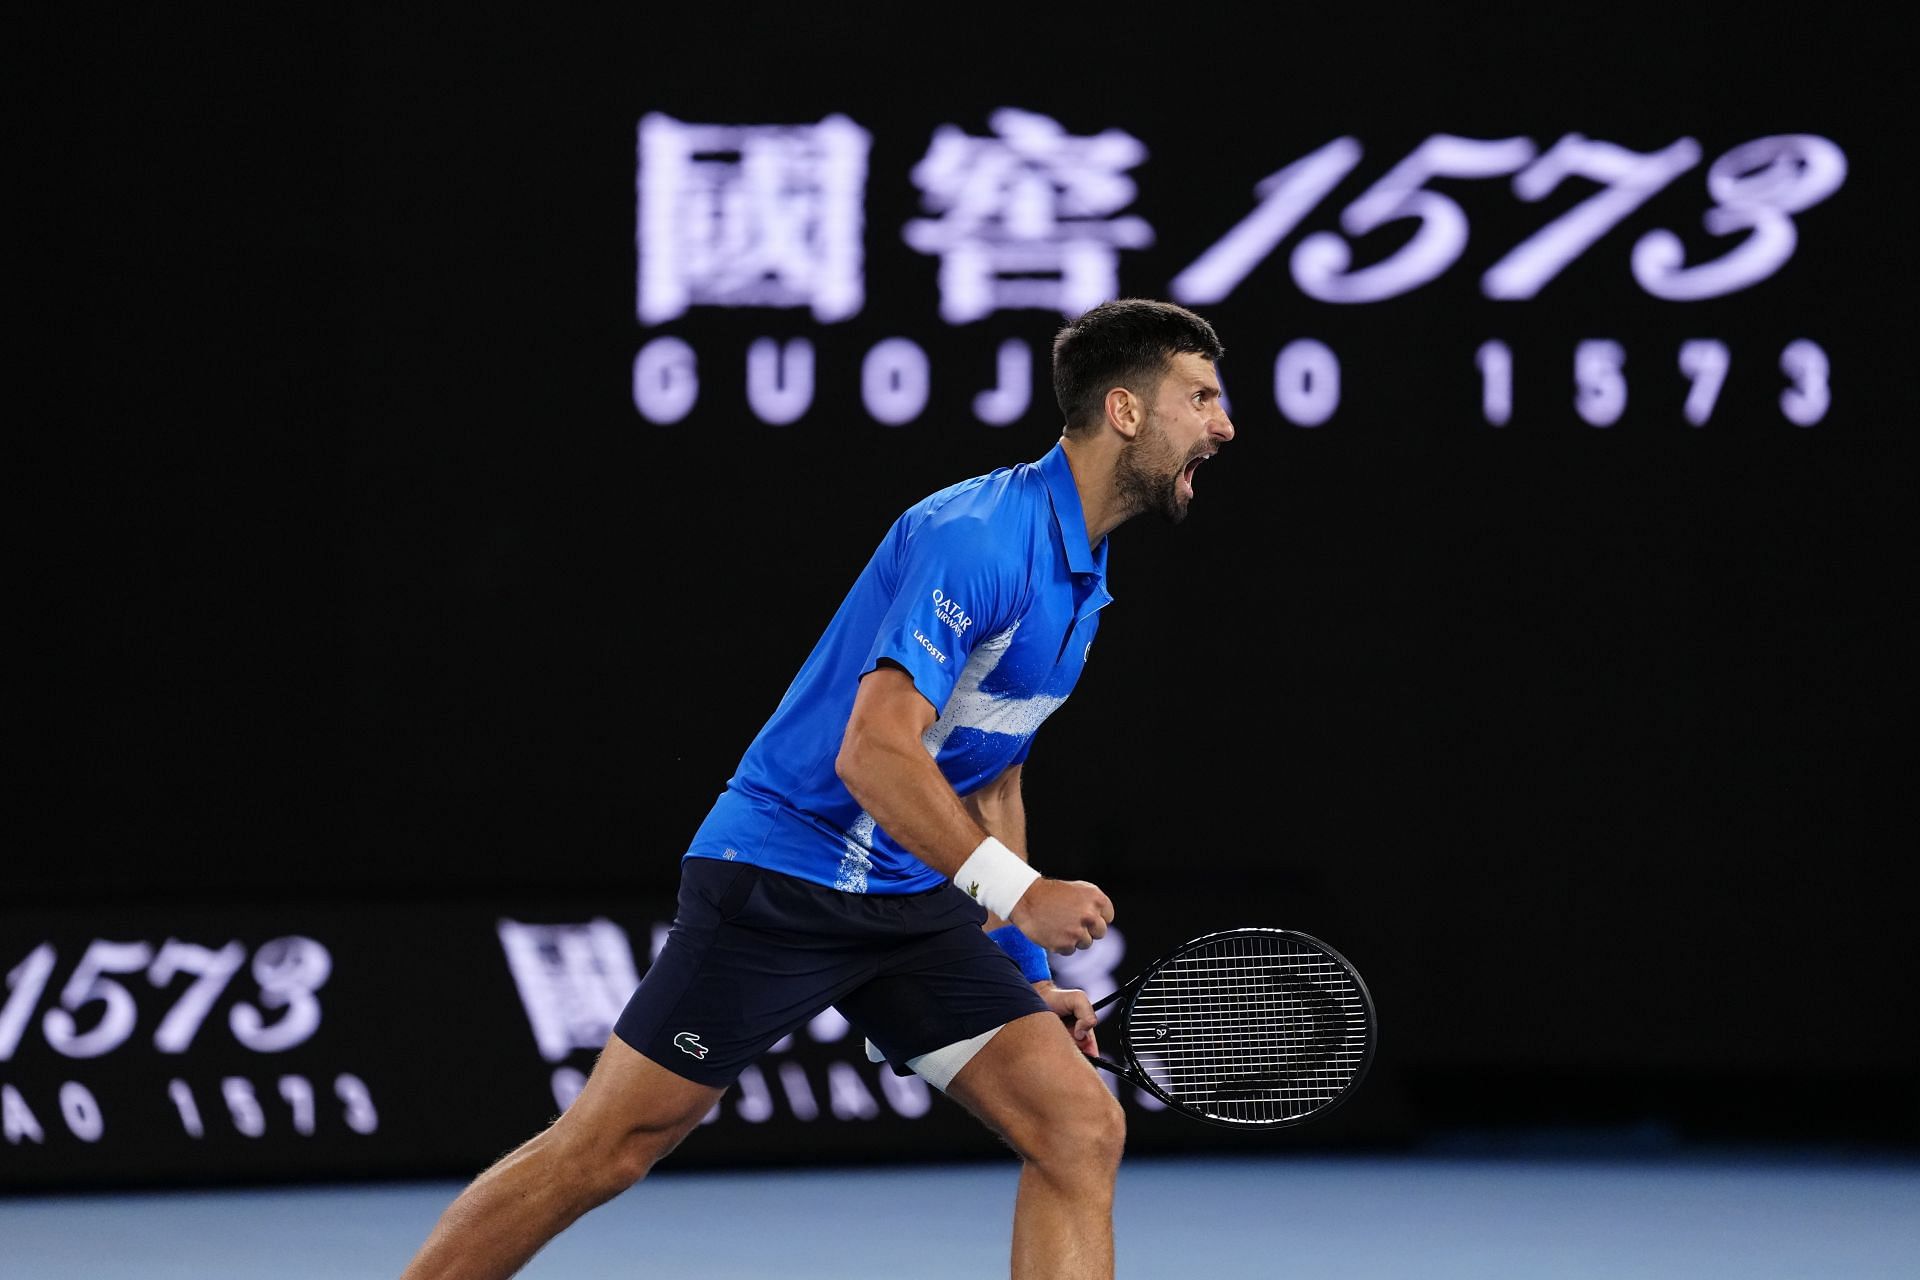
930;589;973;639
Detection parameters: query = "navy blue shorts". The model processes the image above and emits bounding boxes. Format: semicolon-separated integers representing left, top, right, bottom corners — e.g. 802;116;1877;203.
614;857;1050;1086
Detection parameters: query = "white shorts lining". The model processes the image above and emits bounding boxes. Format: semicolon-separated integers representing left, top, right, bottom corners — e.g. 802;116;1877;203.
865;1023;1002;1093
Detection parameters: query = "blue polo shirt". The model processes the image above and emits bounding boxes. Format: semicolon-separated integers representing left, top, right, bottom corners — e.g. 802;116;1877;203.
685;442;1112;893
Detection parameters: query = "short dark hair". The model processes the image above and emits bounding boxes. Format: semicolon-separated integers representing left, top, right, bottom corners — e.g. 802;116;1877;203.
1051;298;1225;433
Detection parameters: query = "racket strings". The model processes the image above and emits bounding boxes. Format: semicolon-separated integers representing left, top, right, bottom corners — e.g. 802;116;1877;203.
1124;935;1370;1126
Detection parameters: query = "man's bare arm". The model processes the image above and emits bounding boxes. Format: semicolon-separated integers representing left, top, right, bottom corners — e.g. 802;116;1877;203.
836;665;1112;953
836;664;994;877
963;763;1026;931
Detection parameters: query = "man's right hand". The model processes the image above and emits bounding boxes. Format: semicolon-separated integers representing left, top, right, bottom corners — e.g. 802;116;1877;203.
1008;878;1115;955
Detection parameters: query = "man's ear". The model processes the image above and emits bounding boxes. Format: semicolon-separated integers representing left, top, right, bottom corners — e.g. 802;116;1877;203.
1103;385;1141;439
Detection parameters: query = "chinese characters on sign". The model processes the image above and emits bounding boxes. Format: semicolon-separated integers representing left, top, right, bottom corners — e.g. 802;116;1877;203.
903;107;1153;323
497;919;642;1064
637;113;872;325
634;112;1846;430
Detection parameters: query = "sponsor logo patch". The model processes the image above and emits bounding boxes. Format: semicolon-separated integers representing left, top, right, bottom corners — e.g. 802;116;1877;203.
930;588;974;639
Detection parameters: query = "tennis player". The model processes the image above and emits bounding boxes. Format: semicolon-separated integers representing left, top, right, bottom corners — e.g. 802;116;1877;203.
400;298;1233;1280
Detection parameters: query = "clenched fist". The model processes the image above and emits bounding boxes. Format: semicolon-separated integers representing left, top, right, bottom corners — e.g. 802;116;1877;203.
1009;878;1114;955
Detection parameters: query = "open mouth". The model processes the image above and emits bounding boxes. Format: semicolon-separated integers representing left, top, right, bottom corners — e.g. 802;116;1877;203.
1180;452;1212;497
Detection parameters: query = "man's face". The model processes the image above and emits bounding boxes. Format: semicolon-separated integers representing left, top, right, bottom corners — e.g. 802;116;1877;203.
1115;351;1235;524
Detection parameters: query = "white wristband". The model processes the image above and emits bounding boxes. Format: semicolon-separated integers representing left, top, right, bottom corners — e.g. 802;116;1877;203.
953;836;1041;920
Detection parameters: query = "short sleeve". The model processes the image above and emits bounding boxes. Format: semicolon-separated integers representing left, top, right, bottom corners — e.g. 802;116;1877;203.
863;506;1026;715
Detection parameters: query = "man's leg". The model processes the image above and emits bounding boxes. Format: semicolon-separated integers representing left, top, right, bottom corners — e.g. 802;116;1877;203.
399;1034;722;1280
943;1010;1127;1280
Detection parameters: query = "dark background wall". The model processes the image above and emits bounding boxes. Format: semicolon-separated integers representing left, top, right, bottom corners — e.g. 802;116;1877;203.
14;4;1915;1188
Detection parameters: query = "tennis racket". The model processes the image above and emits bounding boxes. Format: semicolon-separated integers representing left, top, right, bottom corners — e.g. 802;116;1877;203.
1084;927;1375;1129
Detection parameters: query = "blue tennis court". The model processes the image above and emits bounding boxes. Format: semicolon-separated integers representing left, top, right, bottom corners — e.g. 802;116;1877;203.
7;1148;1915;1278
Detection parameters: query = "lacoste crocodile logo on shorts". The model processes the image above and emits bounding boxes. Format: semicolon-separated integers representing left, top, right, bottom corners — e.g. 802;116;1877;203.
673;1031;709;1059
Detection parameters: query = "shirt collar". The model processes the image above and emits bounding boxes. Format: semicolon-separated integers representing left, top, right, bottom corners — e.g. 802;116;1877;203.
1037;441;1105;578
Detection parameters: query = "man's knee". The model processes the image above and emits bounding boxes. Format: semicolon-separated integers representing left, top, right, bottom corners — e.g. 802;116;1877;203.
947;1014;1128;1175
1022;1073;1127;1175
1076;1079;1128;1168
540;1104;697;1204
539;1036;724;1202
600;1127;677;1192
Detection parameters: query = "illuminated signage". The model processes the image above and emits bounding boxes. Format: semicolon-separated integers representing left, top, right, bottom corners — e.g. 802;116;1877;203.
633;113;1846;432
2;933;378;1150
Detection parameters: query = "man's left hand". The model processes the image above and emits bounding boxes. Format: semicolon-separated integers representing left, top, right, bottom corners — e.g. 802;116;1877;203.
1034;980;1099;1058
